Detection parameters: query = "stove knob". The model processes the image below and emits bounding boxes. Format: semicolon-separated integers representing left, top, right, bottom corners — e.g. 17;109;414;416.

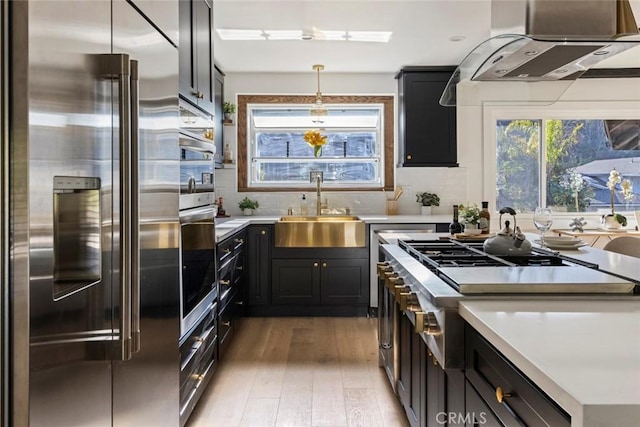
399;292;419;312
376;262;391;275
415;312;440;335
383;271;398;287
393;285;411;300
388;276;404;289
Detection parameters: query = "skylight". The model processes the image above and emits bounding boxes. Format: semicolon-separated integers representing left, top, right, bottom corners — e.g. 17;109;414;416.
216;29;392;43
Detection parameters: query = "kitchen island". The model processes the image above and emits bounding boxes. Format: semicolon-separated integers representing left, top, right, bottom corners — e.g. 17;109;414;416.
377;230;640;427
460;299;640;427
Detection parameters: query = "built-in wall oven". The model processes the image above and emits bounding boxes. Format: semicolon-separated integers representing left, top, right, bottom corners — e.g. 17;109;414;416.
178;101;217;337
179;101;216;211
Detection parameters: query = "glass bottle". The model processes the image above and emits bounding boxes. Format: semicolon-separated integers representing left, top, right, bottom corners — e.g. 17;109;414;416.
479;201;491;234
217;196;226;217
223;143;233;164
449;205;463;235
300;194;308;216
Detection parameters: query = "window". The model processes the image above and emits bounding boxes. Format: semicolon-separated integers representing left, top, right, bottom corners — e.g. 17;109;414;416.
496;119;638;213
237;95;394;191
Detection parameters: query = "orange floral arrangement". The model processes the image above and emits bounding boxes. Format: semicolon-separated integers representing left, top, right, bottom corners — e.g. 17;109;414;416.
303;130;327;157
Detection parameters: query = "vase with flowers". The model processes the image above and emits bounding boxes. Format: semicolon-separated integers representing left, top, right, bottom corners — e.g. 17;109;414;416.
303;130;327;157
602;168;633;229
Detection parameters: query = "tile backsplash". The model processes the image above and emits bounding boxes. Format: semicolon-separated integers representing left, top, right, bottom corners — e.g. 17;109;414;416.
214;165;469;217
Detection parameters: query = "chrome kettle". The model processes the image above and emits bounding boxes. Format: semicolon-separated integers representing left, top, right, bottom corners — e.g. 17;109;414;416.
483;207;532;256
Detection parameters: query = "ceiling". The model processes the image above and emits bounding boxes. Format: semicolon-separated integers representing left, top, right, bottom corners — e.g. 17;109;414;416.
213;0;640;75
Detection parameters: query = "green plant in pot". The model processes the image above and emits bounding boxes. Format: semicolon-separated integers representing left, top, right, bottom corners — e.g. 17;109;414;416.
459;203;481;234
239;197;259;215
416;192;439;215
223;101;236;121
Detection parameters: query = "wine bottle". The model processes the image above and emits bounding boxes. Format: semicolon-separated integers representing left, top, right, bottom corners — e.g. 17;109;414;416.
449;205;463;235
479;201;491;234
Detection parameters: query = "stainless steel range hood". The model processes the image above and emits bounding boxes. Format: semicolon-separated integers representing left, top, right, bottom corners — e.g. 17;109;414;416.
441;0;640;106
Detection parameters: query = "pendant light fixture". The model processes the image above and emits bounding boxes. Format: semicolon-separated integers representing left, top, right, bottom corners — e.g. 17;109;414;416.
310;64;328;124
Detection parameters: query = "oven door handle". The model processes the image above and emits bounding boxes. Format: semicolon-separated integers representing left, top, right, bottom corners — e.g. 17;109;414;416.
179;133;216;154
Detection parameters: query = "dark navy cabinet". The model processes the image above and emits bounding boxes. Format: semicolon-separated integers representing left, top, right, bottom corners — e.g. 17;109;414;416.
396;67;457;167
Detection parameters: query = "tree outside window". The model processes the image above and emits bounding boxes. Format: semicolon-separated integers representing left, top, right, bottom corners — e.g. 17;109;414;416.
496;119;637;213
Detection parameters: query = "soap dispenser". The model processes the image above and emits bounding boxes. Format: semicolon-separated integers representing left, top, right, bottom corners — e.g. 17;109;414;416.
300;194;308;216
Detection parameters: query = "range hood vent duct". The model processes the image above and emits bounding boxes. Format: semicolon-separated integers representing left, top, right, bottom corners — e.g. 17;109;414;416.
441;0;640;106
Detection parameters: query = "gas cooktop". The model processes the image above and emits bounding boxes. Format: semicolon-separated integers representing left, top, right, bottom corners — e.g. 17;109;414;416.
396;239;637;294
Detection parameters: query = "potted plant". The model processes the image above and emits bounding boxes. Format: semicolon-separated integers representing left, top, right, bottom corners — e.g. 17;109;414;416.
223;101;237;122
602;168;633;229
459;203;482;234
415;192;440;215
238;197;259;216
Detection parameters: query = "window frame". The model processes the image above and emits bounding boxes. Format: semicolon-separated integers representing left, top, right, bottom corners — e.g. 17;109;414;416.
237;94;394;192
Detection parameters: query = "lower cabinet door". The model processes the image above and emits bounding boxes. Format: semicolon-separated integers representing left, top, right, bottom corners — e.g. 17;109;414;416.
319;258;368;305
397;312;426;427
271;259;320;305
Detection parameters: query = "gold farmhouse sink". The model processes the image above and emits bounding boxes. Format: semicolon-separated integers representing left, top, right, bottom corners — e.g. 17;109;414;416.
275;215;365;247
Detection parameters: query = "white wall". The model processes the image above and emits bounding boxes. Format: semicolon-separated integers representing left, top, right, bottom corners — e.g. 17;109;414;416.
217;72;469;217
217;71;640;232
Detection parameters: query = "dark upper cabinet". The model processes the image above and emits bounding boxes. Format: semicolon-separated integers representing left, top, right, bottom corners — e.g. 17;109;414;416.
213;66;224;167
179;0;214;115
396;66;457;167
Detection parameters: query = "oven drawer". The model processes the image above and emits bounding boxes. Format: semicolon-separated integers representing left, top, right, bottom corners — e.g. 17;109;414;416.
180;303;216;384
179;338;217;426
465;324;570;427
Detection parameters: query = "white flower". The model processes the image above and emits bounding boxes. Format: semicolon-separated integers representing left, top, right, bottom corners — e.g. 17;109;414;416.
621;179;634;202
568;171;585;193
607;169;621;190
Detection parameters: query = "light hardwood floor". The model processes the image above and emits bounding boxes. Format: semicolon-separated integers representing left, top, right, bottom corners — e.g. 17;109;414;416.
187;317;409;427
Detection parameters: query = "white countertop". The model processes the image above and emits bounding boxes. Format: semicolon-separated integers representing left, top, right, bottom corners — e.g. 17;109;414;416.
214;215;452;242
459;300;640;427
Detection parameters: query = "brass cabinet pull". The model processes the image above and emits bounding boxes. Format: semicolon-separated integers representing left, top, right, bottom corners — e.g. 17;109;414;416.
234;238;244;244
222;321;231;327
223;248;231;253
260;230;266;235
313;262;319;267
406;154;412;160
182;265;187;270
236;265;244;270
322;262;327;267
496;387;512;403
235;301;244;306
219;280;230;286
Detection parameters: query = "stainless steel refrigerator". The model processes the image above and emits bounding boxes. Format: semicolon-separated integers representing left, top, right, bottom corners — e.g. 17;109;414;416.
2;0;181;424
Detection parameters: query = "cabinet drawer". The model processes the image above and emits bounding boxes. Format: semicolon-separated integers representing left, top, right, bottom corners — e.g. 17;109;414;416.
179;339;217;426
218;291;241;357
465;324;570;427
180;305;217;386
180;335;217;409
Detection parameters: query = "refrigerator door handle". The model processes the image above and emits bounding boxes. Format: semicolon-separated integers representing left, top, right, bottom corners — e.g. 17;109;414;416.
118;55;133;361
98;53;133;361
130;59;141;354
